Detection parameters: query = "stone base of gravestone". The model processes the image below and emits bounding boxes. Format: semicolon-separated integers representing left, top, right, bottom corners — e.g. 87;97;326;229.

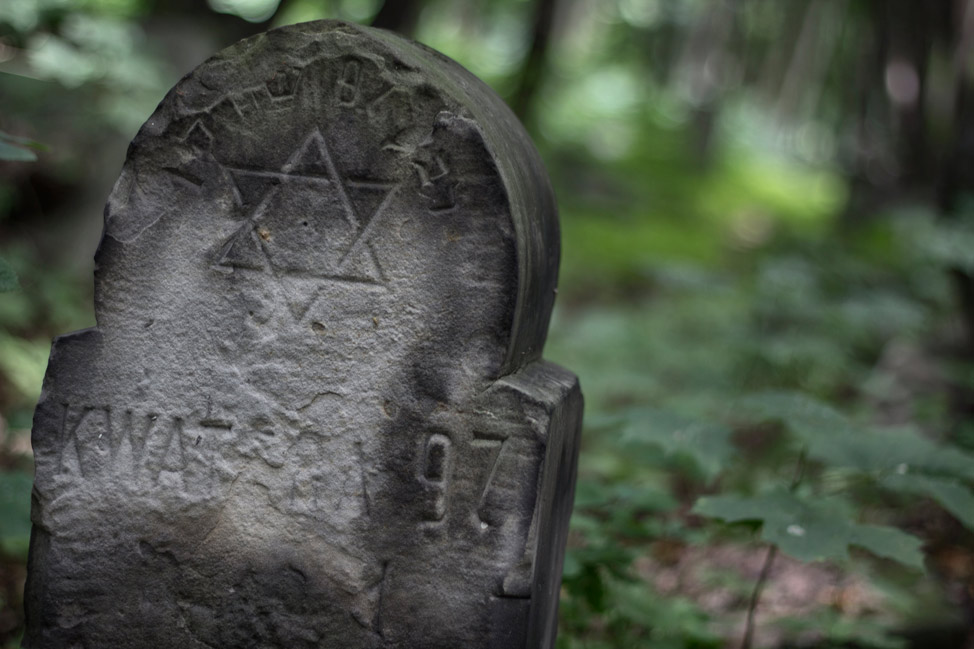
23;19;582;649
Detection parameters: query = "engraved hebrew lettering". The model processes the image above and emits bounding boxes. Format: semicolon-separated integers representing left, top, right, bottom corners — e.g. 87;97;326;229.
337;58;362;106
412;150;457;212
265;69;299;99
365;84;398;119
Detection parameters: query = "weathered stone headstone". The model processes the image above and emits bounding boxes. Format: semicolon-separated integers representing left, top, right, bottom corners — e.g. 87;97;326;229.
24;19;581;649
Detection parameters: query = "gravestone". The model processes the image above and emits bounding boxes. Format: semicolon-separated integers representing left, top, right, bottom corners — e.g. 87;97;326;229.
23;19;581;649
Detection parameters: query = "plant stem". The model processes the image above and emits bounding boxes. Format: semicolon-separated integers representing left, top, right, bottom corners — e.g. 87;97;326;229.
741;544;777;649
740;448;807;649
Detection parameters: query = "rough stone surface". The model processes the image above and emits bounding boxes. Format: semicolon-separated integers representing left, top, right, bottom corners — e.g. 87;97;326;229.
23;20;582;649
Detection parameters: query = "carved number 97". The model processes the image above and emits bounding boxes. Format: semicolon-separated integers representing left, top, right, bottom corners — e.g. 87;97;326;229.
420;430;510;528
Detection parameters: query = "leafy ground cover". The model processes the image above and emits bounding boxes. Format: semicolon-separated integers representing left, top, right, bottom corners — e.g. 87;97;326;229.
546;171;974;647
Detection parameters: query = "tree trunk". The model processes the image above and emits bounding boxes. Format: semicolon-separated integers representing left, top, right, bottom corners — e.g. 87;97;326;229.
510;0;560;124
371;0;423;37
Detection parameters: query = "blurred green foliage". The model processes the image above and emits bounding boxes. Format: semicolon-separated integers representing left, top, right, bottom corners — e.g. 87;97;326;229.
3;1;974;648
548;208;973;647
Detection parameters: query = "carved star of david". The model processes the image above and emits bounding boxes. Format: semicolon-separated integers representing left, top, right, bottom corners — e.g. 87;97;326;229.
215;128;398;319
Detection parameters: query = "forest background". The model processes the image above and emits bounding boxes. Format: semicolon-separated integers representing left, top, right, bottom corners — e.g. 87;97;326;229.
3;1;974;648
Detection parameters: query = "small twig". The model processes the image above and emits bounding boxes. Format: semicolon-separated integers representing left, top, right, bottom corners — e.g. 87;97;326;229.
740;448;808;649
789;448;808;491
741;544;777;649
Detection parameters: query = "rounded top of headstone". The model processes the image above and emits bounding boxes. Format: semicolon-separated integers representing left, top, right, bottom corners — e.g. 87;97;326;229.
101;19;559;382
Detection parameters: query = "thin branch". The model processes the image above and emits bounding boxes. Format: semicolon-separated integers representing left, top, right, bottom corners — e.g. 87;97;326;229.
741;544;777;649
789;447;809;491
740;448;808;649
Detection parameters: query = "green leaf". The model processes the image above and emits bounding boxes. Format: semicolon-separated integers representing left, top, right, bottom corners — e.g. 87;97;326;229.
0;256;18;292
774;608;909;649
692;489;925;569
608;579;719;645
0;333;50;401
739;391;974;481
917;217;974;274
881;473;974;531
807;426;974;481
0;130;44;161
849;523;928;569
575;479;677;514
693;490;848;561
561;551;583;579
207;0;281;22
0;131;45;149
619;407;734;480
0;470;33;559
738;390;853;438
0;139;37;161
26;34;99;88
